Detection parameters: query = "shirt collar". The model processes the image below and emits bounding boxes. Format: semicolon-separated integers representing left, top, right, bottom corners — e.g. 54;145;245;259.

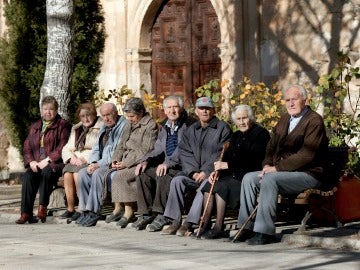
290;106;309;120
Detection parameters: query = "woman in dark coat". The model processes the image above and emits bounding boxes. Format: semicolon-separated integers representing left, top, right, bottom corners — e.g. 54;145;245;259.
16;96;71;224
200;105;270;239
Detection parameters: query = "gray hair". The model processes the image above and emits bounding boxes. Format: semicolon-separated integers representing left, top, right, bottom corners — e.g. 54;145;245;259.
123;97;146;115
100;102;118;113
231;105;255;123
163;95;184;109
283;85;307;100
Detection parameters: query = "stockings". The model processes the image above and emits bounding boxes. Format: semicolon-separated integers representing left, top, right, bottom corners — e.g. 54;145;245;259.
202;192;226;231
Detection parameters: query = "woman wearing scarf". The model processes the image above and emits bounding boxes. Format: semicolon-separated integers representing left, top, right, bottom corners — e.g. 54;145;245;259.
60;102;103;220
16;96;71;224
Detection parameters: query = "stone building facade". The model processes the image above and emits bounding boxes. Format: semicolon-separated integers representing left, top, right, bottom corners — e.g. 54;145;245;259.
0;0;359;176
98;0;360;103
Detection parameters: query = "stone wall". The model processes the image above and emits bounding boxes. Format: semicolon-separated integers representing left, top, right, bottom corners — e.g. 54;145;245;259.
97;0;359;91
261;0;360;88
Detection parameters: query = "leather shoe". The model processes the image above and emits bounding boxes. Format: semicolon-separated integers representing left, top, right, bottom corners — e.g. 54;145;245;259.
232;229;255;243
105;211;123;223
160;221;180;235
246;232;277;245
201;229;227;240
37;205;47;223
132;215;155;230
59;210;75;219
116;215;136;228
70;212;81;221
176;221;192;237
15;213;38;224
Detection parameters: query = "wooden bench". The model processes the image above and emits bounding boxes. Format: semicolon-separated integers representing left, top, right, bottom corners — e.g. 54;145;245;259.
277;185;340;232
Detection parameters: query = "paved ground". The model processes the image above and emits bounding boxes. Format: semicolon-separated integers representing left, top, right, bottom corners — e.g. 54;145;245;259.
0;215;359;270
0;183;359;269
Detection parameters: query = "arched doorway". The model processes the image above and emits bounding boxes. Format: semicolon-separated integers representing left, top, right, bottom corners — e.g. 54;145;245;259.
151;0;221;108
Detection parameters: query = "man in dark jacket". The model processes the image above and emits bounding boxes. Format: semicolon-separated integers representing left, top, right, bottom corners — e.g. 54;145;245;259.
235;85;328;245
131;96;195;231
161;96;232;235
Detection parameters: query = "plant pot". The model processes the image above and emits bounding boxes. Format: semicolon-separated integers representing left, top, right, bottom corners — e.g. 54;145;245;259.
324;146;349;188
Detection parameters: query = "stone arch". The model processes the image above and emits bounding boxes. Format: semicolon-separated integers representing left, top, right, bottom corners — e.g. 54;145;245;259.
133;0;240;96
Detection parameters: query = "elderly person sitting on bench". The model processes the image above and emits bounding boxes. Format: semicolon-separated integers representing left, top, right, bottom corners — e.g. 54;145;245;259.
199;105;270;239
235;85;328;245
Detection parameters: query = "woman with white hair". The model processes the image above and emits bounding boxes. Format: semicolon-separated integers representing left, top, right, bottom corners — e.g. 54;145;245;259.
199;105;270;239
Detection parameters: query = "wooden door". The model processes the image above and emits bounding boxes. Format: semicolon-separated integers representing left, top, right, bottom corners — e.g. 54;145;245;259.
151;0;221;108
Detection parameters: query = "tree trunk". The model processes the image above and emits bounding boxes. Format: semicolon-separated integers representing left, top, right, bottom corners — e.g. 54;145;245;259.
40;0;74;120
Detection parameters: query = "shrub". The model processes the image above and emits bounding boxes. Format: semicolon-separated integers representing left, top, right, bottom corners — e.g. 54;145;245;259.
194;77;285;131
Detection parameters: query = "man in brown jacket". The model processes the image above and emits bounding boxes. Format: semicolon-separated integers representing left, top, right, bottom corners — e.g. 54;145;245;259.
235;85;328;245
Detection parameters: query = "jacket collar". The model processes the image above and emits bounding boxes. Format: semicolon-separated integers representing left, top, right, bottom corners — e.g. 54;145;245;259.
194;116;218;129
35;114;62;130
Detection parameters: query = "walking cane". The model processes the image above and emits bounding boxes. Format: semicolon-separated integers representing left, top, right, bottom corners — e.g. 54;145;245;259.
196;142;230;239
232;204;258;242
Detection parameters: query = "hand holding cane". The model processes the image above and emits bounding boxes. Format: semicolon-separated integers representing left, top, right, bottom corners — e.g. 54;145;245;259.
196;142;230;239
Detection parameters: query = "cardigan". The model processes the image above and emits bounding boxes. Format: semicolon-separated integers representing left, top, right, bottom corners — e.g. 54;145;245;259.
61;117;103;163
263;106;328;181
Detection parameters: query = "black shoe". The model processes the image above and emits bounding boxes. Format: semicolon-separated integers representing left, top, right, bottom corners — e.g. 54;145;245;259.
59;210;75;219
82;212;101;227
232;229;256;243
246;232;276;245
70;212;81;221
201;229;227;240
132;215;155;230
105;211;123;223
75;212;88;225
116;215;136;228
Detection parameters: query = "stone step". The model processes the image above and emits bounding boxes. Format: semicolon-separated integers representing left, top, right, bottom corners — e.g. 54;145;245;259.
0;185;22;201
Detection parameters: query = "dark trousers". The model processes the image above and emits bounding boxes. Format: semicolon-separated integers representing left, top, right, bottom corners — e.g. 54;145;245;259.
21;166;59;214
136;167;179;215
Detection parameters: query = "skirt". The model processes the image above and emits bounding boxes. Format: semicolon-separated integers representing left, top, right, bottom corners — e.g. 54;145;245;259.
110;167;137;203
62;163;87;174
202;174;243;209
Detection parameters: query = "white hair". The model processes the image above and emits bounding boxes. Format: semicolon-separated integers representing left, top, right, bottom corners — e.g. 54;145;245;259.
231;105;255;123
283;85;307;100
163;95;184;108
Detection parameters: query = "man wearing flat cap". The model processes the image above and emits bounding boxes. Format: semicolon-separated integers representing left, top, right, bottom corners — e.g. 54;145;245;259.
160;96;232;235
